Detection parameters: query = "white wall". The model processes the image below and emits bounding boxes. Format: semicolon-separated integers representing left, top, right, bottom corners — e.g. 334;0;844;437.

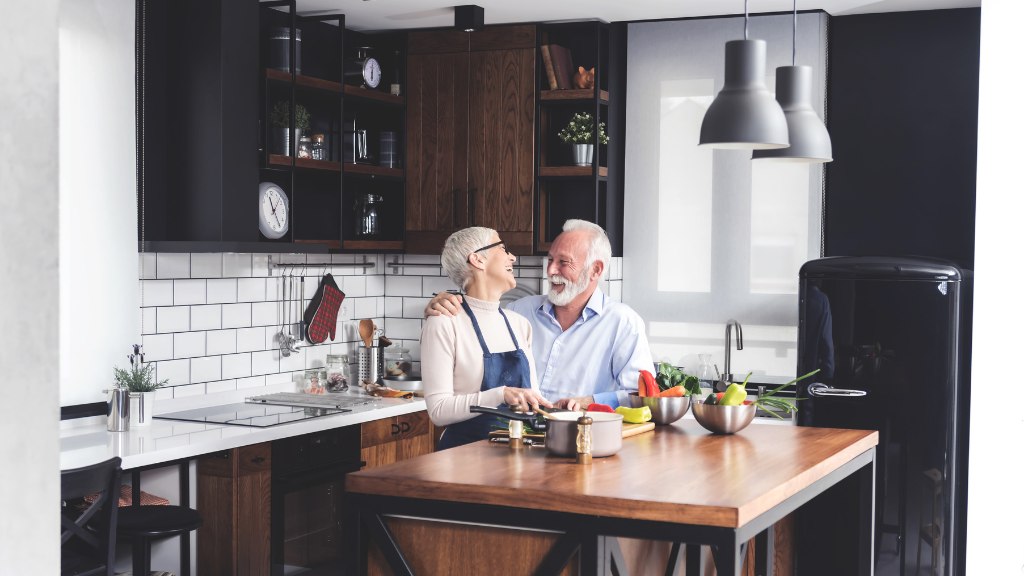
59;0;138;406
965;0;1024;572
0;0;60;572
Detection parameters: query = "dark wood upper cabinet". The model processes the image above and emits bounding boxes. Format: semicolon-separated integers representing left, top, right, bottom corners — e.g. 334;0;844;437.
405;25;536;255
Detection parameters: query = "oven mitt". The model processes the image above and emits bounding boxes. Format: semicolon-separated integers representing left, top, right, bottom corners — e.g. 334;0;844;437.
304;273;345;344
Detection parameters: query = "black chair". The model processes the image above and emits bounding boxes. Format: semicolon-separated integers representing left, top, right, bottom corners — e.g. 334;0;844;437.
117;503;202;576
61;456;122;576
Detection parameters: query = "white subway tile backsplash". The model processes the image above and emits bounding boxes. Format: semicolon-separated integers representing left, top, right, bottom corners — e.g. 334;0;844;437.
352;297;378;320
399;254;441;265
190;305;222;331
267;277;281;301
223;253;253;278
190;356;221;383
251;302;278;327
190;254;223;278
140;253;157;280
173;331;206;359
142;334;173;362
207;279;238;304
173;279;207;306
305;345;328;368
422;276;458;297
343;276;366;297
264;372;292;387
157;253;191;279
206;329;236;356
385;297;402;317
142;280;174;307
237;327;265;353
156;307;190;333
251;351;279;375
385;276;422;297
236;375;266;389
142;307;157;335
156;359;190;386
280;349;304;372
366;274;385;296
385;318;422;341
402;297;430;319
222;303;252;328
206;379;237;394
172;383;207;398
237;278;266;302
222;353;252;379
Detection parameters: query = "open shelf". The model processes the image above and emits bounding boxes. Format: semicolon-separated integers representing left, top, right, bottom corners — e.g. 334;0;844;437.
265;68;342;93
343;85;404;106
540;89;608;103
539;166;608;178
342;239;404;251
268;155;342;172
343;163;405;178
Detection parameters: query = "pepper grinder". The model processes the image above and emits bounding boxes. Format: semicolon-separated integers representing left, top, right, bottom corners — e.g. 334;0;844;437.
508;420;524;450
575;415;593;465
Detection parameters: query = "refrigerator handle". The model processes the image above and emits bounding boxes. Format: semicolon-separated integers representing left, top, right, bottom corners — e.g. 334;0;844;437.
807;383;868;397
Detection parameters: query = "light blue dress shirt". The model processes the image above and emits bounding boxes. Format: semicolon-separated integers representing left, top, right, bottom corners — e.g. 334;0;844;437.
505;289;654;408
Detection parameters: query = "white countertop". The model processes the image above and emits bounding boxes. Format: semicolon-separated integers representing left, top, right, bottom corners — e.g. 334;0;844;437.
60;391;426;471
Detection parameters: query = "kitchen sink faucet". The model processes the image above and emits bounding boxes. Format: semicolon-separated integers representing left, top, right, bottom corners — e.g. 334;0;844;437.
724;319;743;384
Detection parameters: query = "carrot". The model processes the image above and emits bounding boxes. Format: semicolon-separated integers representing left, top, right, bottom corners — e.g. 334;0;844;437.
657;386;686;398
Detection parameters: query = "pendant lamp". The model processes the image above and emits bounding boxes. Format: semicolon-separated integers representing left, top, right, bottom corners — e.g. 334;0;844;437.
752;0;832;162
699;0;789;150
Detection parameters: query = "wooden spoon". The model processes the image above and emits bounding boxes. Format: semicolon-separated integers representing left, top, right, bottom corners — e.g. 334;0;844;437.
359;319;374;348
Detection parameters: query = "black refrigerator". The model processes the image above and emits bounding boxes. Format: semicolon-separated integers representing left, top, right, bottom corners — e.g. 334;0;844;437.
795;256;971;576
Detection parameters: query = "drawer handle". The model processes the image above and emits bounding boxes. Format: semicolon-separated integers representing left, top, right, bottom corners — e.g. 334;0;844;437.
250;456;266;464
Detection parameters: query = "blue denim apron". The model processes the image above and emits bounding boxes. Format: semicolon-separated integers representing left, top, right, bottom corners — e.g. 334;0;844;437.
437;304;532;450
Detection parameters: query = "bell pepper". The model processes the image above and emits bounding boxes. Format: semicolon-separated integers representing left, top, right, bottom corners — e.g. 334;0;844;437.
720;383;748;406
704;392;724;405
586;403;614;413
638;369;659;397
615;405;652;424
657;386;687;398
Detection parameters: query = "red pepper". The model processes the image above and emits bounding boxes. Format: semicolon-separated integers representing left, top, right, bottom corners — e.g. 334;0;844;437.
586;403;614;413
638;370;659;397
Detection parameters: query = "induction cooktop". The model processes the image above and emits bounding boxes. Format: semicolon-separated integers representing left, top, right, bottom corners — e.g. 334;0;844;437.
154;403;348;428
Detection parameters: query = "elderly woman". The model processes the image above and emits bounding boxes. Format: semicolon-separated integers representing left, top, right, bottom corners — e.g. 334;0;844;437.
421;227;553;450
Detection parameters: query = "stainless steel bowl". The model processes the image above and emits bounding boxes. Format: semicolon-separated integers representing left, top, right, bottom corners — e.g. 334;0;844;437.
627;394;690;425
691;402;757;434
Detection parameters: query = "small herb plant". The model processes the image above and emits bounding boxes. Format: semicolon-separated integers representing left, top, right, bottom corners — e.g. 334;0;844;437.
113;362;168;393
655;362;701;397
271;101;311;131
557;111;609;145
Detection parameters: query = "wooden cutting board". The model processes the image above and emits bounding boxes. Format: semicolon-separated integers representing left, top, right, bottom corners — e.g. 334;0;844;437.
621;421;656;438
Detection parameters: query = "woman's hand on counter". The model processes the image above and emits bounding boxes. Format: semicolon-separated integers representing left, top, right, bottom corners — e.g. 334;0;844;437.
503;387;553;412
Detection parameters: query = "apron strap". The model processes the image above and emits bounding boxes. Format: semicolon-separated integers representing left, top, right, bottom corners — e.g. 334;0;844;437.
498;308;521;349
461;303;491;355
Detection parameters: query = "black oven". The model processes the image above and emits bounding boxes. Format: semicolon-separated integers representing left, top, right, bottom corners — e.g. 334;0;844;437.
271;426;362;576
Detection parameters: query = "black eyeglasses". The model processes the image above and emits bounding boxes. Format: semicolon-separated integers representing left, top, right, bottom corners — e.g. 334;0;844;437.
467;240;509;262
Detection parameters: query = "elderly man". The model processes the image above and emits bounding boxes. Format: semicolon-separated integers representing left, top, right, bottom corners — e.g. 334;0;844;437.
426;219;653;409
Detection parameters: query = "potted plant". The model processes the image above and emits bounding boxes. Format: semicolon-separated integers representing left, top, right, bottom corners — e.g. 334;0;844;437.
270;100;311;156
114;361;167;427
557;111;609;166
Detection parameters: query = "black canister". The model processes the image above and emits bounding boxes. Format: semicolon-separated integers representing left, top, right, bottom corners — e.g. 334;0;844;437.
269;27;301;74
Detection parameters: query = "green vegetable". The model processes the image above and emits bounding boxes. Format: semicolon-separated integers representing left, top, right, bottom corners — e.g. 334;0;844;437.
655;362;701;397
614;405;652;424
720;382;748;406
751;369;821;419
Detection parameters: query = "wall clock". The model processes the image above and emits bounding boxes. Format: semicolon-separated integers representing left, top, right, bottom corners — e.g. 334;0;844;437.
258;182;289;240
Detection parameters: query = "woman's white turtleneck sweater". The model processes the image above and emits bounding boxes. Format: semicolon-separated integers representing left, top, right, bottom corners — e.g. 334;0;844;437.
420;295;539;426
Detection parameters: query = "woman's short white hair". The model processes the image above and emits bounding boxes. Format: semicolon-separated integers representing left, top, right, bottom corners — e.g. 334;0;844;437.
562;219;611;274
441;227;497;291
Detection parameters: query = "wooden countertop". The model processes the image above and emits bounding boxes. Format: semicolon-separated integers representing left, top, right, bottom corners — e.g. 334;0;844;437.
346;420;878;529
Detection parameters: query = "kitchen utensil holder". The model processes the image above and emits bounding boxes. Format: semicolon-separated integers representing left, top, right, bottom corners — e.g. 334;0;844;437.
106;388;131;432
358;344;384;385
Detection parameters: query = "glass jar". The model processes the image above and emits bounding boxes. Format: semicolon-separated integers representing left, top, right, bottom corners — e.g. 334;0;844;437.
297;135;313;159
311;133;326;161
383;348;412;378
694;353;716;396
304;367;326;394
326;354;349;392
356;194;382;237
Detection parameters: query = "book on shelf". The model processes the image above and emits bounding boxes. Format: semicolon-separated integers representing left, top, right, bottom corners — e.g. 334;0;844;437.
548;44;574;91
540;44;558;90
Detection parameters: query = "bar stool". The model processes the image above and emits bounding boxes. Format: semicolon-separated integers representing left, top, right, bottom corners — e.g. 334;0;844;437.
117;464;201;576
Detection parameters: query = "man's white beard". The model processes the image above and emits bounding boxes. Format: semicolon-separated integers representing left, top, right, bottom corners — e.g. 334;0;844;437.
547;272;590;306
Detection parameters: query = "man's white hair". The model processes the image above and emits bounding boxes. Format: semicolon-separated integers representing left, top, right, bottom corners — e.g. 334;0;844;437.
562;219;611;274
441;227;498;291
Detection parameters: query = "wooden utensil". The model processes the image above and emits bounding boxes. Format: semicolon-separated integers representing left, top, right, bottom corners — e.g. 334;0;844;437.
359;319;374;348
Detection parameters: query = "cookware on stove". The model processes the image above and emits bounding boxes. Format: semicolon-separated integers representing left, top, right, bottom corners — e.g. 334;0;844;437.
469;406;624;457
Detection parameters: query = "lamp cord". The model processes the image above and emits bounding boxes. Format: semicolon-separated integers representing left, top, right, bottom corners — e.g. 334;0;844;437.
792;0;798;65
744;0;749;40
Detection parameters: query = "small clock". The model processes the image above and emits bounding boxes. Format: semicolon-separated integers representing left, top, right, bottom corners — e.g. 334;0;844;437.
346;47;382;89
258;182;289;240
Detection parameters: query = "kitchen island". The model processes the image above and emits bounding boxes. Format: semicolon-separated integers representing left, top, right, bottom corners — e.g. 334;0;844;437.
345;419;878;575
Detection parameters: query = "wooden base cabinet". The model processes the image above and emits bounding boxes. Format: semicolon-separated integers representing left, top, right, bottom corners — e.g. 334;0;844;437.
197;443;272;576
360;411;434;469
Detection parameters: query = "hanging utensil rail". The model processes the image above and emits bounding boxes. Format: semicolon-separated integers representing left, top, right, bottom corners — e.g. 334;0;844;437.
267;255;376;275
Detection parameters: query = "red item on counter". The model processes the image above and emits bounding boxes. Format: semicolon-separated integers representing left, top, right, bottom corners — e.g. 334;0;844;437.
585;403;615;413
638;370;659;397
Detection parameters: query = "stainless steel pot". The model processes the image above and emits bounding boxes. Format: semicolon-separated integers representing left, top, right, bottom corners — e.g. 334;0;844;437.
469;406;623;457
543;411;623;457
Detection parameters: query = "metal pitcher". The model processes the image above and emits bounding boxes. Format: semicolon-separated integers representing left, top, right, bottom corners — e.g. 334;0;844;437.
106;389;131;432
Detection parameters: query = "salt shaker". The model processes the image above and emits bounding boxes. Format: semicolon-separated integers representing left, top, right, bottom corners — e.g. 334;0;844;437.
575;415;593;465
508;420;524;450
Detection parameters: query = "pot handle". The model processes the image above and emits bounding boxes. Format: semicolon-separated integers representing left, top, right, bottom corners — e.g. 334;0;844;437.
469;405;544;429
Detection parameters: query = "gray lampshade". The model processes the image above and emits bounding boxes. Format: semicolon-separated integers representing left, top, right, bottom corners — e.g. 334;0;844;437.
699;39;790;150
753;65;832;162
